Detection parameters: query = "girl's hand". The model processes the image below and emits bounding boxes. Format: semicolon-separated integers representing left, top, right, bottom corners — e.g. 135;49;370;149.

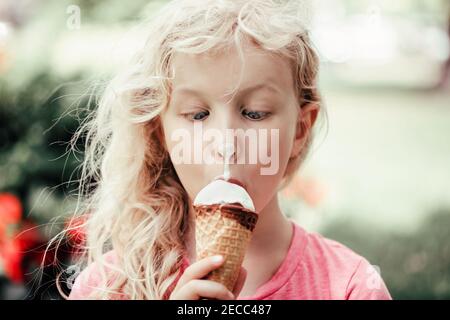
169;255;247;300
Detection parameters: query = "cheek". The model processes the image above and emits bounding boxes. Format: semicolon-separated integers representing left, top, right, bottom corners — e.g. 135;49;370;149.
279;119;296;166
246;120;295;212
172;163;204;201
163;126;206;201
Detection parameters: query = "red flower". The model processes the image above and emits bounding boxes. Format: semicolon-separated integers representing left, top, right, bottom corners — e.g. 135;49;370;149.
1;239;23;283
0;193;23;250
0;193;22;224
0;221;44;284
65;215;88;252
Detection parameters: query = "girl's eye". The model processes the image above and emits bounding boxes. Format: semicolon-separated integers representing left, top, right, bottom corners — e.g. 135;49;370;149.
184;110;209;121
182;109;269;121
242;109;269;121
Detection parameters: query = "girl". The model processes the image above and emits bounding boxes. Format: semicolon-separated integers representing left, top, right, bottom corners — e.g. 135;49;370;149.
64;0;392;300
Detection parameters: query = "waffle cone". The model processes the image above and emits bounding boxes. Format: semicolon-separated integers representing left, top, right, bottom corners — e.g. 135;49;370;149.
194;203;258;292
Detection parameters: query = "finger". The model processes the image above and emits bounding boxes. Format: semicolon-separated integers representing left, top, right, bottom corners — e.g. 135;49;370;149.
175;279;234;300
232;266;247;297
175;255;224;290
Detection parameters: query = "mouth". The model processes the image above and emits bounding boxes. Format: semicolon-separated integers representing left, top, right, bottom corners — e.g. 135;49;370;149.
215;176;246;190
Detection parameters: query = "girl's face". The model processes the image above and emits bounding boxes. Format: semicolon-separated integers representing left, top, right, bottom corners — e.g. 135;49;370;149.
160;43;317;213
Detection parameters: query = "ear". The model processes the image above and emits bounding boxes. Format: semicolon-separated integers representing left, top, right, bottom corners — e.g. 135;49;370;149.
290;103;319;159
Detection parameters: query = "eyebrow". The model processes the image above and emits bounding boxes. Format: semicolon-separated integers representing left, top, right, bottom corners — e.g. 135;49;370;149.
172;81;283;99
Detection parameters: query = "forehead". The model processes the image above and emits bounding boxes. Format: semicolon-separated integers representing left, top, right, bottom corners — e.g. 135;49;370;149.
170;44;295;99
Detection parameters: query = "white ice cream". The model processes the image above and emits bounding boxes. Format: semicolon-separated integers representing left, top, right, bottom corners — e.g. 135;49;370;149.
194;179;255;212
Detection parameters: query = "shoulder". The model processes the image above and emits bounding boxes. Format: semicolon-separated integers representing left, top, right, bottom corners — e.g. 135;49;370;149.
68;250;123;300
299;225;392;300
305;229;364;268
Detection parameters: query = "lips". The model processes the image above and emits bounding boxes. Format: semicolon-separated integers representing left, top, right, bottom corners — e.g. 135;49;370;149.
216;176;246;190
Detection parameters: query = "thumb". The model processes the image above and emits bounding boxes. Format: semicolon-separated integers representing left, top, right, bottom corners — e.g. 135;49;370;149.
232;266;247;298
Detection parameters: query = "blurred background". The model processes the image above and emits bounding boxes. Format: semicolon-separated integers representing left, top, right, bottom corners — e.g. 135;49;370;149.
0;0;449;299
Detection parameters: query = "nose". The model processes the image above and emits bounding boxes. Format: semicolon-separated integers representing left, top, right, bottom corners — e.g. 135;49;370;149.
217;142;236;164
210;106;240;164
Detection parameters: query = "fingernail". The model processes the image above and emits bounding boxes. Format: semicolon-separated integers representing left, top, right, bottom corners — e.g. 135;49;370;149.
212;255;223;263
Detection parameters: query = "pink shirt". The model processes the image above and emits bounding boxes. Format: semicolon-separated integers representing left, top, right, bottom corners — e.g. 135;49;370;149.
69;221;392;300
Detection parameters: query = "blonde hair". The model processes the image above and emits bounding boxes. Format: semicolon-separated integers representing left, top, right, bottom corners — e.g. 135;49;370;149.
58;0;325;299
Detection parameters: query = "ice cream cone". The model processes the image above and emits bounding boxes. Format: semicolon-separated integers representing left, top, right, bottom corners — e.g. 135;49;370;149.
194;202;258;292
